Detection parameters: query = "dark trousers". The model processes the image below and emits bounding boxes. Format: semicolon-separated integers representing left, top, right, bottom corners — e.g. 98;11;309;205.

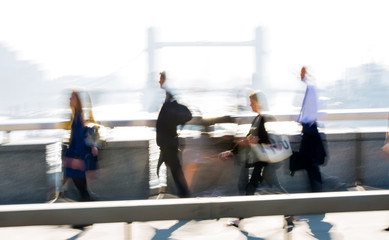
158;147;190;198
305;164;322;192
300;123;325;192
72;178;91;201
246;161;267;195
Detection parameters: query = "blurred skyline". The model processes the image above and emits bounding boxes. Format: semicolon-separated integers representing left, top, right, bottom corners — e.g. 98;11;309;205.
1;0;389;119
1;1;389;87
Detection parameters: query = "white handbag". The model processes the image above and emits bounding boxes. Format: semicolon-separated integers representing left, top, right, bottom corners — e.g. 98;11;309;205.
250;134;292;163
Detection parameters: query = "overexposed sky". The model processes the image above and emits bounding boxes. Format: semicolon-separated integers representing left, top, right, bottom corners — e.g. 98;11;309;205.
1;0;388;89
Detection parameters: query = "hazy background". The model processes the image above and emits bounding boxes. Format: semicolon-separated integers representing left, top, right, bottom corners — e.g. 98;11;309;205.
1;0;389;121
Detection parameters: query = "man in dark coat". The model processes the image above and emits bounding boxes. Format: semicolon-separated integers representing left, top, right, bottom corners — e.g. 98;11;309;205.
156;72;192;198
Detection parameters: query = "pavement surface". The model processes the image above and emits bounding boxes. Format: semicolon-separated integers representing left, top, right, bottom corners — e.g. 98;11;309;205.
1;210;389;240
2;190;389;240
2;177;389;239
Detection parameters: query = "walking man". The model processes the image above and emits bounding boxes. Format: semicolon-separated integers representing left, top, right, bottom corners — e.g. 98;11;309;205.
297;66;326;192
156;72;192;198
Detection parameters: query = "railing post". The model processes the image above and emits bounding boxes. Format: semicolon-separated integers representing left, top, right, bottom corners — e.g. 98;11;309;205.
355;132;363;185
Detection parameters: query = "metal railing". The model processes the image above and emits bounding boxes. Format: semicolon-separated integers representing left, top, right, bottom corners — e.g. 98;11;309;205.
0;190;389;227
0;108;388;132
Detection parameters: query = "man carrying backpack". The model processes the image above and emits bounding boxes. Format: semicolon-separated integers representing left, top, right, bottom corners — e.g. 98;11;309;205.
156;71;192;198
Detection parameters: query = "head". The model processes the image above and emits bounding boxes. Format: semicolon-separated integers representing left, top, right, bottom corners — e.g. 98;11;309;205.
249;91;268;113
300;66;307;81
69;90;83;113
159;71;166;88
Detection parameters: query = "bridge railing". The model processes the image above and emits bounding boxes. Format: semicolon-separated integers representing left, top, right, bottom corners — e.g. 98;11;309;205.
0;108;388;132
0;190;389;227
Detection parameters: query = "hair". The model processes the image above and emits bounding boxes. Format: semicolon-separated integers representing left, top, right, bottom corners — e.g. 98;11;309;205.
249;91;269;111
160;71;166;80
71;91;83;112
301;65;313;78
70;90;84;124
67;90;84;142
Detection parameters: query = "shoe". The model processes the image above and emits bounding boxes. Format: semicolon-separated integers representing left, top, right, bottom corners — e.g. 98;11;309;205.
227;219;240;228
72;224;89;230
245;184;256;195
285;215;295;227
284;215;295;232
384;227;389;231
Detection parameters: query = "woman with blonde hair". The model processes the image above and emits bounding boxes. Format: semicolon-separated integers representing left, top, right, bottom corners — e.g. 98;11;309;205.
219;90;288;227
219;91;271;195
62;90;99;201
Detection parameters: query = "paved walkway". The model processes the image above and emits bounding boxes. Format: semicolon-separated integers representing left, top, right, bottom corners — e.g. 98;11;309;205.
1;210;389;240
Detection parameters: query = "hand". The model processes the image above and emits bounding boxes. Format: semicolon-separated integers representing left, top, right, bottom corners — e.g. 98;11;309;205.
219;151;233;160
248;135;259;144
64;157;85;171
91;146;98;157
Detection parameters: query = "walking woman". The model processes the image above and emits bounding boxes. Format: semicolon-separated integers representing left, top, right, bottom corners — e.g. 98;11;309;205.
219;91;272;195
62;90;98;201
219;91;287;227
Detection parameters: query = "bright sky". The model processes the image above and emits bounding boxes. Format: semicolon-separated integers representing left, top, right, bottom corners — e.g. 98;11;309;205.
1;0;389;89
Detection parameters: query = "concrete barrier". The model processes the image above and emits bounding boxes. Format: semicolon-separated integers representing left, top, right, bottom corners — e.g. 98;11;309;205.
175;130;389;196
278;131;389;192
0;141;59;204
1;130;389;204
65;140;150;201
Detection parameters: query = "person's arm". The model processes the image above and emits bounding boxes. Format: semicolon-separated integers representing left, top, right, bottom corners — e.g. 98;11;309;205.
85;124;100;157
300;85;318;124
253;116;270;144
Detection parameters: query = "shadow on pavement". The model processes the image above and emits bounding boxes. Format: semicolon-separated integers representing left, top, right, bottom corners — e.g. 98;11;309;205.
66;229;88;240
240;230;265;240
301;214;333;240
152;221;189;240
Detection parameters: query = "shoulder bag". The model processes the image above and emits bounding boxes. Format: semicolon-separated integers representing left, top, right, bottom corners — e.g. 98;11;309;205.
250;134;292;163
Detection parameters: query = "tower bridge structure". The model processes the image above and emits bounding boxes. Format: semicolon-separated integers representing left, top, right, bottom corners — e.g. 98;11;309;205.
146;27;264;90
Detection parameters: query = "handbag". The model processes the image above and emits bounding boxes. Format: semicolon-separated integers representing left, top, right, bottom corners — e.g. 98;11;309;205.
250;134;292;163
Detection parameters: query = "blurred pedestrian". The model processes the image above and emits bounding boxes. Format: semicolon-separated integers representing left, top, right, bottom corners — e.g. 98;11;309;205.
156;71;192;198
219;91;287;227
61;90;99;201
294;66;326;192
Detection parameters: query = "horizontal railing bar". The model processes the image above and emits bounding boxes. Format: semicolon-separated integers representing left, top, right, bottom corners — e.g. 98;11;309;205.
0;190;389;227
0;109;389;132
156;41;256;48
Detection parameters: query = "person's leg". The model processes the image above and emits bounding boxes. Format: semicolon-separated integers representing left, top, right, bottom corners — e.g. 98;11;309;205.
72;177;91;201
262;162;287;193
300;123;323;192
246;161;266;195
164;147;190;198
71;177;92;229
58;176;69;198
306;163;322;192
237;166;249;195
